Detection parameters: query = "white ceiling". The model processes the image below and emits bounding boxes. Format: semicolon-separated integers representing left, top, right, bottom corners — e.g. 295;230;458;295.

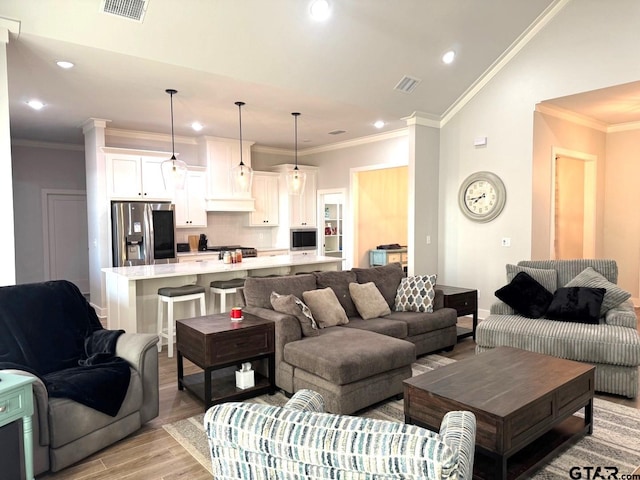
4;0;629;151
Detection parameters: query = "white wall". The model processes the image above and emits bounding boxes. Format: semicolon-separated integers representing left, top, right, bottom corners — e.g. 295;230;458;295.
12;143;86;284
438;0;640;314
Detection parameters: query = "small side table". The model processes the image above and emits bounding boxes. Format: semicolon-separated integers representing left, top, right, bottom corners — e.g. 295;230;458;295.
0;373;36;480
176;313;275;410
436;285;478;340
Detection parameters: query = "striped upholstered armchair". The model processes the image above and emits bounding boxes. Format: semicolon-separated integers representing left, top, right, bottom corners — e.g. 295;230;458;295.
477;259;640;398
204;389;476;480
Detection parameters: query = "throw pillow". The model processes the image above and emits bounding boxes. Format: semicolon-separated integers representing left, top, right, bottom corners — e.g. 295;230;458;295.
564;267;631;316
394;274;437;313
270;292;319;337
313;270;359;317
348;282;391;320
545;287;606;324
506;264;557;293
352;262;404;309
302;288;349;328
494;271;553;319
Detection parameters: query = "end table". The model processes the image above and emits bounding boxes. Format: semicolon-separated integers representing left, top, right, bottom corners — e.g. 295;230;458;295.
436;285;478;340
0;372;36;480
176;313;275;410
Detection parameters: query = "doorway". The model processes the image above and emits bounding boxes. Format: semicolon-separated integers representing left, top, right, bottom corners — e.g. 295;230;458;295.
318;188;348;266
42;190;90;294
550;148;596;259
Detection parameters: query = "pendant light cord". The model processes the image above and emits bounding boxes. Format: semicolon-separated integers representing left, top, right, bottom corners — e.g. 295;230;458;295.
166;89;178;160
236;101;245;166
292;112;300;171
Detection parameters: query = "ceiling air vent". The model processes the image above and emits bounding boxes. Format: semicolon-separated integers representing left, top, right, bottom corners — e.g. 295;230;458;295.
100;0;149;23
394;75;421;94
328;130;346;135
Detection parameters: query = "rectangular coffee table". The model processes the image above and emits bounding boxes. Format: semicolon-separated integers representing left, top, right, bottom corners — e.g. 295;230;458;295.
404;347;594;480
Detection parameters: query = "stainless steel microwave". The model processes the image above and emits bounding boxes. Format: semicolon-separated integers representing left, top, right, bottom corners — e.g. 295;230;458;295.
290;228;318;251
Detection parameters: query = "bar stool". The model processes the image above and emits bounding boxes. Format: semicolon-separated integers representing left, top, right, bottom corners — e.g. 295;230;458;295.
209;278;246;314
157;284;206;358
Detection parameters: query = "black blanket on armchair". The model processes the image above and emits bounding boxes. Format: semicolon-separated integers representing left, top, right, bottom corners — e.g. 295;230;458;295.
0;280;131;416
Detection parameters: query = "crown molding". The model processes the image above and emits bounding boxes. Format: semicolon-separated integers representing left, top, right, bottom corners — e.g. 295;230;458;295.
607;121;640;133
11;139;84;151
298;128;408;156
441;0;571;126
105;127;197;145
535;103;608;132
402;112;441;128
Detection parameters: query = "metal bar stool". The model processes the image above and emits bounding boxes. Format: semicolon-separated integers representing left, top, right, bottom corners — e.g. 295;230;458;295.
157;284;206;358
209;278;246;314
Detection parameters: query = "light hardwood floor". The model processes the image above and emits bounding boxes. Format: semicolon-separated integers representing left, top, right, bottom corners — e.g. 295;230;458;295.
37;315;640;479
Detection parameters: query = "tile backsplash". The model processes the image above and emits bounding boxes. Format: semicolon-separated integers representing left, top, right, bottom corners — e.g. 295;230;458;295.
176;211;279;249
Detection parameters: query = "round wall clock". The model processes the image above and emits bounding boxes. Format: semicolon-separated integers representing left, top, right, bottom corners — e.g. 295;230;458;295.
458;171;506;223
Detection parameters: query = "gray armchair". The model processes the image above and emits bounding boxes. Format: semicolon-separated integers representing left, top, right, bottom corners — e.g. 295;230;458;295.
0;280;159;474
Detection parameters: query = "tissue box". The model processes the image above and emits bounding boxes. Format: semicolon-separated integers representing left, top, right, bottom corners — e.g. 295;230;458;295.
235;369;255;390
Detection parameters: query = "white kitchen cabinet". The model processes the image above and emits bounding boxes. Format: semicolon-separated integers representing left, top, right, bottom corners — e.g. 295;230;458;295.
271;164;318;227
289;168;317;227
250;172;279;226
174;167;208;228
197;136;255;211
105;150;173;200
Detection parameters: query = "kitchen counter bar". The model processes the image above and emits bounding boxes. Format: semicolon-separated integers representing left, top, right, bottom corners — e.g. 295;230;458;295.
102;254;343;334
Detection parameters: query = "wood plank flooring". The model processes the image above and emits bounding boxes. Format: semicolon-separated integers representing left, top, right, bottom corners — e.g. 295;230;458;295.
37;316;640;479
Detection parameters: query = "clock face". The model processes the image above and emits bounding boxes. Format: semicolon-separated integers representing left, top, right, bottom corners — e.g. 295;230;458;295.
458;171;506;222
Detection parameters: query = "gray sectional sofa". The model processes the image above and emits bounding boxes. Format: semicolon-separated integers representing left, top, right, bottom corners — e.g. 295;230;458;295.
242;263;458;414
476;259;640;398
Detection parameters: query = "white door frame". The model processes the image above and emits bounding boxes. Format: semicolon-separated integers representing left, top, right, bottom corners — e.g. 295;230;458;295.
549;147;597;259
42;189;88;282
317;187;349;267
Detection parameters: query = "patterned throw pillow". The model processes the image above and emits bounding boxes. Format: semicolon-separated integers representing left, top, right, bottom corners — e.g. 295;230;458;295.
394;274;437;313
270;292;319;337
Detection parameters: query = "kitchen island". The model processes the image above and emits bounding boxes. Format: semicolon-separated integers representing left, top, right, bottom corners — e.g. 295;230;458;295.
102;254;343;334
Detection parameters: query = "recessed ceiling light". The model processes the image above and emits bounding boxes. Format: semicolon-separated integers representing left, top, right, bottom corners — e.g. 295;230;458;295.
442;50;456;64
374;120;385;129
26;99;45;110
310;0;331;21
191;122;203;131
56;60;75;69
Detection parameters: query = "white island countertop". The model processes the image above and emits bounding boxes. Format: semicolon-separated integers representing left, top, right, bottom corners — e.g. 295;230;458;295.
102;254;343;333
101;254;342;280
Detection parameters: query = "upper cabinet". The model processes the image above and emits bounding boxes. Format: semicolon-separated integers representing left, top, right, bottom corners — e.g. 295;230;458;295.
174;167;208;228
197;136;256;212
271;164;318;228
290;169;317;227
105;149;173;201
250;172;279;226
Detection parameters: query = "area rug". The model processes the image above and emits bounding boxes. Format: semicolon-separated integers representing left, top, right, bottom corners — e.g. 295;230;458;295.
163;355;640;478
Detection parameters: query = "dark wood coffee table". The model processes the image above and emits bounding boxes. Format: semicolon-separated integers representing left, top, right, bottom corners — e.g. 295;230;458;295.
176;313;275;410
404;347;594;480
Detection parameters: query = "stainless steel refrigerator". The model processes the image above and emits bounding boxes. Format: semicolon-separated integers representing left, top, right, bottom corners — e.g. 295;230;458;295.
111;201;177;267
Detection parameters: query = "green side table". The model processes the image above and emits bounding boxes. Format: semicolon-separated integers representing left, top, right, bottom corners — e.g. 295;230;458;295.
0;373;36;480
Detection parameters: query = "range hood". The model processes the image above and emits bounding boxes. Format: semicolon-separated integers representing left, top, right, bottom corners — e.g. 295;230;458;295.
198;136;256;212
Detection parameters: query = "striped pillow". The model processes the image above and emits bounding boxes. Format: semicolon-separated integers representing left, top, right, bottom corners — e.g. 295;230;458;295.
565;267;631;316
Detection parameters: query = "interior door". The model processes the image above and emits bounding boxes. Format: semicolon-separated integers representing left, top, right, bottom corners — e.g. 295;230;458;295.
43;190;89;294
553;153;596;259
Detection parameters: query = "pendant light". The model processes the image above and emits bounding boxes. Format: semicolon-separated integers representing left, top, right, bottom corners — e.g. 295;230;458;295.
287;112;306;195
230;101;253;194
161;89;188;190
